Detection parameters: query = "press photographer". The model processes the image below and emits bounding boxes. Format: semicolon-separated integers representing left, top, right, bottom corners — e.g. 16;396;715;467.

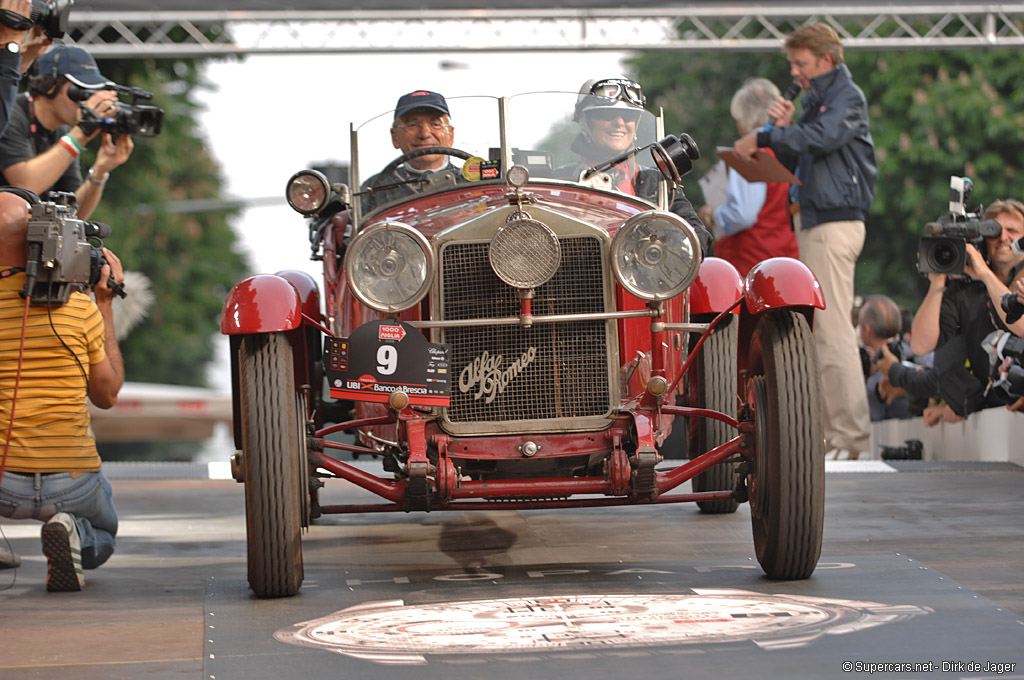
0;44;162;219
857;294;917;421
906;188;1024;421
982;328;1024;405
0;188;124;589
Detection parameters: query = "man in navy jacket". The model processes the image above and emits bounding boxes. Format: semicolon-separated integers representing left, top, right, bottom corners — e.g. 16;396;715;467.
733;23;877;458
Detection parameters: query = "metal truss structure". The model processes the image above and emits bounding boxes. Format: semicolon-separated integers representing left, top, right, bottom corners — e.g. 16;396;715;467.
69;4;1024;58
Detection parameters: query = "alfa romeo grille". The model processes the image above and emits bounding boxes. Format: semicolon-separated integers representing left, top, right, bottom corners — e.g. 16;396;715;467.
441;236;612;424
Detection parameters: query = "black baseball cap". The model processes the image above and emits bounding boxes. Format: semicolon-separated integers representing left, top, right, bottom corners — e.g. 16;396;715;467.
35;46;112;89
393;90;449;121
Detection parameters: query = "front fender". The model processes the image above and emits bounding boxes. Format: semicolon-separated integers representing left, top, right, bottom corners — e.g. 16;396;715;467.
276;269;322;324
690;257;743;315
743;257;824;314
737;257;825;376
221;274;303;335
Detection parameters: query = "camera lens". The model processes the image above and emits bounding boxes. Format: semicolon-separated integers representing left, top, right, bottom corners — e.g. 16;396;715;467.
919;236;966;275
930;242;958;268
879;445;906;460
30;0;73;40
1002;292;1024;324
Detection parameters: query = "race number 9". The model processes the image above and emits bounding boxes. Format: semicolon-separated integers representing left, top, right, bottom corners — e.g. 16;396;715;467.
377;345;398;375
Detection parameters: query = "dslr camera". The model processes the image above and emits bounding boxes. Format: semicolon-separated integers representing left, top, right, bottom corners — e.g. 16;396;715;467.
875;335;905;363
879;438;924;461
981;329;1024;403
1002;290;1024;325
23;191;123;306
918;176;1002;275
0;0;72;39
73;84;164;138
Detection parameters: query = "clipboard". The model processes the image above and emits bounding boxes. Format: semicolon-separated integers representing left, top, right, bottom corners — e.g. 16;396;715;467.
698;160;728;207
716;148;801;185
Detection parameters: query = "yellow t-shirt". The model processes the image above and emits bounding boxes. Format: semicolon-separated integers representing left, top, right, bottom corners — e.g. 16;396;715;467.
0;272;106;472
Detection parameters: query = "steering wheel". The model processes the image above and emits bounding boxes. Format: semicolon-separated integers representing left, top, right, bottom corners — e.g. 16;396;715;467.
380;146;476;176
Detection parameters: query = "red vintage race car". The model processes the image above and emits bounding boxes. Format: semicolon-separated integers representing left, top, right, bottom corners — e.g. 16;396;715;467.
221;93;826;598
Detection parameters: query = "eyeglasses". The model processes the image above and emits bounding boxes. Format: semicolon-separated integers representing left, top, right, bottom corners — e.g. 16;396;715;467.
394;117;451;132
588;78;645;108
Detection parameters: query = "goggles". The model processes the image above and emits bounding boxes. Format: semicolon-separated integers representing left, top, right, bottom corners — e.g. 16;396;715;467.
588;78;646;108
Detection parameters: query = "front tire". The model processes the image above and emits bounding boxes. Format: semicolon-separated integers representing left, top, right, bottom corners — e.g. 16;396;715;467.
747;311;824;580
239;333;305;598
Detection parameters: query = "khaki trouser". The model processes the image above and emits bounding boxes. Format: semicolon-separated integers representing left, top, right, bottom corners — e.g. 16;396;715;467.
795;216;872;454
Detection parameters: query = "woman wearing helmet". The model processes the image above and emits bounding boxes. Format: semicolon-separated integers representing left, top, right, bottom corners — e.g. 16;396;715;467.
564;77;712;255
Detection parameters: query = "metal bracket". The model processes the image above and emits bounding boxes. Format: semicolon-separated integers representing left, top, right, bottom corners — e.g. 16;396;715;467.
632;448;662;500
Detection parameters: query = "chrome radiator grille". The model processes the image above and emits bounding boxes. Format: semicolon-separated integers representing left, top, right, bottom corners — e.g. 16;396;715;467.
441;236;612;424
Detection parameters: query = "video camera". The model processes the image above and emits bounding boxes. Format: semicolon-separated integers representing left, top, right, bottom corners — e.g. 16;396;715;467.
918;176;1002;276
72;83;164;139
0;0;72;40
23;191;124;306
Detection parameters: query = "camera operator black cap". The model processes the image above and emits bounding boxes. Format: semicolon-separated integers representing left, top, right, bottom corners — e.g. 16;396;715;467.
393;90;449;121
32;45;112;94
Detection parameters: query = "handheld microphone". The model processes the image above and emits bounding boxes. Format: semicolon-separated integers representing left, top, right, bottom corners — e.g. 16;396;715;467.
85;221;112;240
765;81;802;130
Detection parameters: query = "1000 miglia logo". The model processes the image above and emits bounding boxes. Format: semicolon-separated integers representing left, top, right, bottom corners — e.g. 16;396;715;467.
458;348;537;403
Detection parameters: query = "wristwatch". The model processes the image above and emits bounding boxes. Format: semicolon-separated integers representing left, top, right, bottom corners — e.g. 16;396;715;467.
87;167;109;186
3;42;19;54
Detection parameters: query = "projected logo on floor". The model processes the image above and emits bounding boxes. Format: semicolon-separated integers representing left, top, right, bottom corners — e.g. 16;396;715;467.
275;590;931;665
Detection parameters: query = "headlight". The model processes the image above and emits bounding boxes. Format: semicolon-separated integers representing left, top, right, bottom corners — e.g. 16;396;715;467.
344;222;433;313
286;170;330;215
610;211;702;300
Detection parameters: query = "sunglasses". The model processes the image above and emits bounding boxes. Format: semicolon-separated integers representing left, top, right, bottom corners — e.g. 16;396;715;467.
588;78;645;108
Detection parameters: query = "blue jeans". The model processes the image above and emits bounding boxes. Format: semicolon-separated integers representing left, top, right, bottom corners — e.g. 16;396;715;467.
0;470;118;569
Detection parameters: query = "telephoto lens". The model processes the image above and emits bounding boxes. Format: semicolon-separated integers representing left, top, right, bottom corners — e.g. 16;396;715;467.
1000;292;1024;325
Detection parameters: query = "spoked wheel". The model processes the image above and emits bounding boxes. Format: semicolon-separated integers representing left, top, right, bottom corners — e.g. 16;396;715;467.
746;311;824;580
238;333;306;598
688;319;739;514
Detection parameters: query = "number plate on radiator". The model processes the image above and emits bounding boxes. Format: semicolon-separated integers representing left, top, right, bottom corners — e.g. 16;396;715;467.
324;320;451;407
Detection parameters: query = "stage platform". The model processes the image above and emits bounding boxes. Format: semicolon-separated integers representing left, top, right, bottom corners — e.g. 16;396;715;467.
0;461;1021;679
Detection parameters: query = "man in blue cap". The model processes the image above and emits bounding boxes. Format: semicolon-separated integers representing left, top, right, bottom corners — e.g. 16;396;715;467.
0;45;135;219
361;90;458;215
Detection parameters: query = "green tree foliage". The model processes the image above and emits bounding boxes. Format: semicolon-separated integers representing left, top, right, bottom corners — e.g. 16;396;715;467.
629;45;1024;308
82;57;249;387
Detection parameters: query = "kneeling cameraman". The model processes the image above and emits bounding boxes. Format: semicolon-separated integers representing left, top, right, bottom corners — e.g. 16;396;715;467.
0;189;125;589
